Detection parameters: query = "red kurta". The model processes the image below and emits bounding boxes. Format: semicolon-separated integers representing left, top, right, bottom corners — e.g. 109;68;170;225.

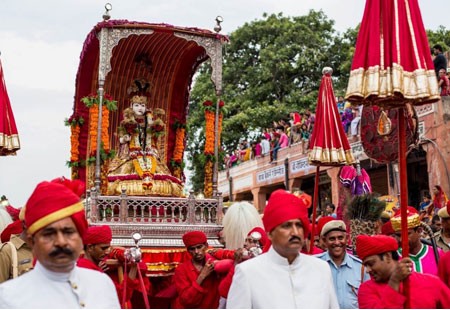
77;257;150;308
172;257;221;309
438;250;450;288
358;272;450;308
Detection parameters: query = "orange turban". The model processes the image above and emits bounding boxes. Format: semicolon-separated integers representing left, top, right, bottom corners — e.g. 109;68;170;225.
263;189;310;235
83;225;112;245
25;180;87;236
356;235;398;261
247;227;268;247
182;231;207;248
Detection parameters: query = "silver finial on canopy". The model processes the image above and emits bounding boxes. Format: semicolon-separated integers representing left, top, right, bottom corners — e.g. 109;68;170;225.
322;67;333;75
103;3;112;21
214;16;223;33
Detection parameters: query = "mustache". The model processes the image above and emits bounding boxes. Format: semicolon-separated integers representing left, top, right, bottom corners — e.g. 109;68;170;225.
289;236;302;242
49;247;74;257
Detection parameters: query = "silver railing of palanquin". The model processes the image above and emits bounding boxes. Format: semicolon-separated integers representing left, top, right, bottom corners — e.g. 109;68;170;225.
85;188;224;247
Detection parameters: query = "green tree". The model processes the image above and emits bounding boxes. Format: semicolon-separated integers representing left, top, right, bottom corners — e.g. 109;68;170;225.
427;26;450;51
186;10;356;192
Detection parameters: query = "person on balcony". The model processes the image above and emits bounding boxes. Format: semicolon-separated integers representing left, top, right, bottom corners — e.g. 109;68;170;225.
107;79;184;197
271;126;288;163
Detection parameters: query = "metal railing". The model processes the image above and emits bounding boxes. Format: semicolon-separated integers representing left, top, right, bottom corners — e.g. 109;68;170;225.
84;188;223;225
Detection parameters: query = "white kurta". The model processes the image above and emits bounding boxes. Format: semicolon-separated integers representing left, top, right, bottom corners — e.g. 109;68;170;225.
227;247;339;309
0;261;120;309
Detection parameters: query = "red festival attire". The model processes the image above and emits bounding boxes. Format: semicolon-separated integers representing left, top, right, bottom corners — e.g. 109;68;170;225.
172;254;221;309
438;250;450;288
358;272;450;308
77;253;150;308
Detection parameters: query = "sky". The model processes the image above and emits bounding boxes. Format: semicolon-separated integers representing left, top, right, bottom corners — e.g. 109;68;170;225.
0;0;448;208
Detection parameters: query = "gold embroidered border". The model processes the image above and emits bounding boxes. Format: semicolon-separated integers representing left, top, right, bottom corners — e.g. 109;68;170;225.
0;133;20;150
345;64;440;106
28;202;84;234
308;147;354;166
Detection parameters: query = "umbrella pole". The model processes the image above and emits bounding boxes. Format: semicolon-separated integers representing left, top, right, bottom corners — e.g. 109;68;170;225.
309;166;320;254
398;107;410;308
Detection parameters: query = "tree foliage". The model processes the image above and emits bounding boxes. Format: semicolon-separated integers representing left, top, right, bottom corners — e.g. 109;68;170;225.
185;11;447;192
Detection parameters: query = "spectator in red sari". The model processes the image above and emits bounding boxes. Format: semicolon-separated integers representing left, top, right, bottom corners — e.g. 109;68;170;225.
428;185;448;216
438;68;450;96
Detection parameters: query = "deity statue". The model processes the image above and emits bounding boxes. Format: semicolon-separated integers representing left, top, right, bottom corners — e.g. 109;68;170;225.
106;79;184;197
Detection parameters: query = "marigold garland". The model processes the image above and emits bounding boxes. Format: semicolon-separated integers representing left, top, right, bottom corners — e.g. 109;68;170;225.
81;93;117;157
204;110;215;155
204;159;213;198
173;127;185;162
202;100;225;197
65;115;85;168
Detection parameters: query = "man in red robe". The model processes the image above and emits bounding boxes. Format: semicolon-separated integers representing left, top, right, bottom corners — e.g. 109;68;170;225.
172;231;221;309
356;234;450;308
77;225;150;308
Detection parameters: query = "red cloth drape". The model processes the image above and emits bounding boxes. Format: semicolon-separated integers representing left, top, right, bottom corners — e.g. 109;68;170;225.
308;69;354;166
0;59;20;155
346;0;439;107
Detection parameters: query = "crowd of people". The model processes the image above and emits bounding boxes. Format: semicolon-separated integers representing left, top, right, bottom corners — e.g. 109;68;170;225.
224;109;317;168
0;177;450;308
172;190;450;309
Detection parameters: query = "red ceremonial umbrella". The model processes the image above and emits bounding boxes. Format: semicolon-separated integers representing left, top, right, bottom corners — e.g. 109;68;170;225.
0;58;20;156
308;67;355;253
345;1;439;307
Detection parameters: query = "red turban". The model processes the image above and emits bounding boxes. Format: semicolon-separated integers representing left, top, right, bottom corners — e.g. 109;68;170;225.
5;205;20;221
297;193;312;209
381;221;395;236
182;231;207;248
83;225;112;245
317;216;335;237
356;235;398;261
247;227;268;247
25;180;87;236
50;176;86;198
0;220;23;243
263;189;310;235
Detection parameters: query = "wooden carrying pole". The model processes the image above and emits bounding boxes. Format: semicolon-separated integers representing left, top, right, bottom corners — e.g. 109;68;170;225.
398;107;410;308
309;166;320;253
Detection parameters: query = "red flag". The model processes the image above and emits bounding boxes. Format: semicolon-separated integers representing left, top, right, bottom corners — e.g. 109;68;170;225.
0;58;20;155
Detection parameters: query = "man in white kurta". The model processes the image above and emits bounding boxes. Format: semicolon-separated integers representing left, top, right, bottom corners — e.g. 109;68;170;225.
227;246;338;308
0;179;120;309
0;261;119;308
227;189;339;309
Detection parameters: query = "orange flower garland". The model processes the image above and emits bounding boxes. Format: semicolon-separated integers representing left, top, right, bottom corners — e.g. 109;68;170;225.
204;160;213;197
88;105;99;156
202;100;225;197
173;127;185;162
101;105;110;152
81;93;117;158
204;110;215;154
65;115;84;168
70;124;81;162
